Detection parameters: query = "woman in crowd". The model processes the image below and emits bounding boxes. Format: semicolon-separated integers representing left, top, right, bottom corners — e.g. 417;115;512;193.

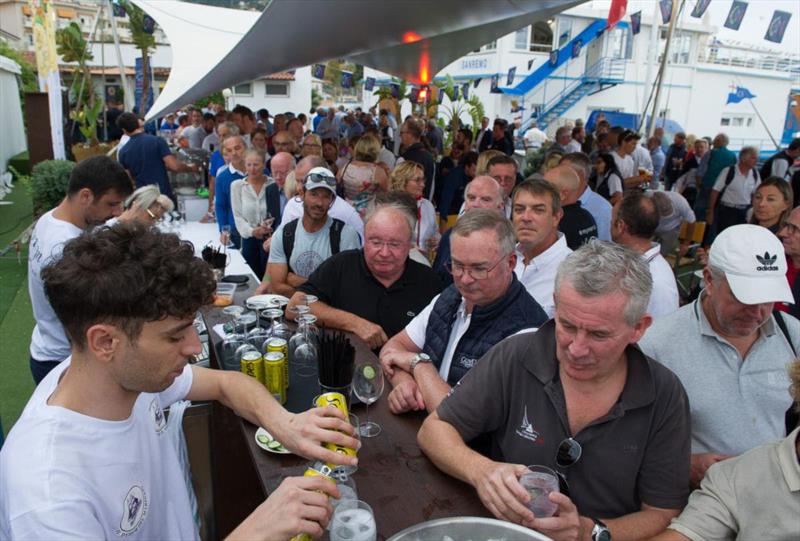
114;185;173;226
475;149;504;176
542;150;565;174
590;152;624;204
251;127;268;159
231;150;273;277
322;139;339;175
749;176;793;234
391;161;439;260
301;134;323;158
337;134;389;215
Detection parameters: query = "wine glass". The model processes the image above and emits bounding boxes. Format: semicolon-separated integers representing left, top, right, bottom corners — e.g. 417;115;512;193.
330;500;376;541
260;211;275;238
290;313;318;377
221;224;234;248
351;362;384;437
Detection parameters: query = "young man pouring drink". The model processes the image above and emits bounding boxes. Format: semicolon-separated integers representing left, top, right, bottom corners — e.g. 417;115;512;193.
0;222;359;540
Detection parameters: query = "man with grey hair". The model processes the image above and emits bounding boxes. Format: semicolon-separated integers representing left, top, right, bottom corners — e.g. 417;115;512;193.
419;240;691;541
287;204;441;349
544;165;597;249
380;210;547;414
639;224;799;488
549;125;571;154
706;146;760;234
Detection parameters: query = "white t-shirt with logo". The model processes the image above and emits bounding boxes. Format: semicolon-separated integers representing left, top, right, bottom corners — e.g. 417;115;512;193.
28;209;83;361
0;359;198;540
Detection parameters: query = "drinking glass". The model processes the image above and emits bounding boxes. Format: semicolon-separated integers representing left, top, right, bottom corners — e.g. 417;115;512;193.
260;211;275;237
261;308;291;343
290;313;319;377
178;199;187;224
330;500;376;541
351;362;384;437
221;224;234;248
222;305;245;334
219;334;246;371
519;465;560;518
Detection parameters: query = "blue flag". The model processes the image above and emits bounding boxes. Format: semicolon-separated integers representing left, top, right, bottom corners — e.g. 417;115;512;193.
112;2;126;17
571;39;582;59
691;0;711;18
630;11;642;35
726;86;756;104
142;14;156;34
462;83;469;99
765;10;791;44
437;87;445;103
473;78;482;88
390;83;400;98
506;66;516;86
312;64;326;79
452;85;459;101
548;50;559;67
724;1;747;31
659;0;672;24
341;71;353;89
528;59;535;70
364;77;375;91
490;74;500;93
409;87;420;104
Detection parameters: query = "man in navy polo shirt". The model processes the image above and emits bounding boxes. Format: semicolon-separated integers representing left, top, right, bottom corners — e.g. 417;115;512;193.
117;113;198;201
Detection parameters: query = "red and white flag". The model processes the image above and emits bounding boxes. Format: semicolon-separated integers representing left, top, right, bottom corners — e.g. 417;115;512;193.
606;0;628;30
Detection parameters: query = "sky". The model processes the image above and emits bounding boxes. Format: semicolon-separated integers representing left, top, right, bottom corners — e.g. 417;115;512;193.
586;0;800;54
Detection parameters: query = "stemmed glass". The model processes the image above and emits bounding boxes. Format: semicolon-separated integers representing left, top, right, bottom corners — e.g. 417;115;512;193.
260;211;275;238
222;305;244;335
290;313;319;377
261;307;291;346
351;362;384;437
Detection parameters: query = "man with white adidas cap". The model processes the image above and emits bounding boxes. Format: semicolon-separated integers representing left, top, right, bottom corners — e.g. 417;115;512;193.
639;223;800;487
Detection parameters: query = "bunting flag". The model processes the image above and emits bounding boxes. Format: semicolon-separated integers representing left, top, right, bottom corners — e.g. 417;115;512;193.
112;1;126;17
765;10;792;44
691;0;711;18
571;39;582;59
142;13;156;34
462;83;469;99
528;59;535;70
724;1;747;31
364;77;375;91
548;50;559;67
437;87;445;103
340;71;353;89
490;74;500;93
726;85;756;104
312;64;326;79
630;11;642;35
606;0;628;29
659;0;672;24
409;87;420;104
506;66;516;86
452;85;459;101
473;78;482;88
390;83;400;98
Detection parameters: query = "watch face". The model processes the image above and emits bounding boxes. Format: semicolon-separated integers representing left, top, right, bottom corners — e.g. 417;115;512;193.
596;529;611;541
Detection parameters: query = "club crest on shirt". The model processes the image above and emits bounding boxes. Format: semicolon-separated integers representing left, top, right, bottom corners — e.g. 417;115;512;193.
149;398;167;434
516;406;544;444
116;485;148;536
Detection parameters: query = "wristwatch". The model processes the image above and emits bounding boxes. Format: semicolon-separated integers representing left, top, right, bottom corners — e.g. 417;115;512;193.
409;353;432;371
590;518;611;541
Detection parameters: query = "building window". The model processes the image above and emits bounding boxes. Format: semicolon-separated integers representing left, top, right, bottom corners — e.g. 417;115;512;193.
264;82;289;97
659;29;692;64
472;40;497;53
514;27;529;50
529;20;554;52
556;17;572;48
721;114;753;127
233;82;252;96
605;27;631;59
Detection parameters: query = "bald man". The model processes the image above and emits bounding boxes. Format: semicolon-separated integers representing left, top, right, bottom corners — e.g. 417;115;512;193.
544;165;597;249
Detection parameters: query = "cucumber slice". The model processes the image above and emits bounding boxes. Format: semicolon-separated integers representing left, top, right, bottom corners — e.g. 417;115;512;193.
257;434;271;445
267;440;283;450
363;365;376;380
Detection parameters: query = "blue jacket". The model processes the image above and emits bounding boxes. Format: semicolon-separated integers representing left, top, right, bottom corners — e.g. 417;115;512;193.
214;166;245;233
422;276;547;385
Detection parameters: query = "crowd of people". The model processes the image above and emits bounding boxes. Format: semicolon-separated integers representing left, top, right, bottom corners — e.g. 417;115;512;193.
1;97;799;541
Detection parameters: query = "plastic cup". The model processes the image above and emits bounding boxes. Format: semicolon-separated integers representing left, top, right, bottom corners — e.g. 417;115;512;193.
519;465;559;518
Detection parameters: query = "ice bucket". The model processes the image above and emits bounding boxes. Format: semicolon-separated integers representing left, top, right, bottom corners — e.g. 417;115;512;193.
387;517;553;541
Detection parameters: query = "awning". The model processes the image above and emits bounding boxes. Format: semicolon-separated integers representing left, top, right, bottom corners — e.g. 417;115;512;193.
133;0;582;120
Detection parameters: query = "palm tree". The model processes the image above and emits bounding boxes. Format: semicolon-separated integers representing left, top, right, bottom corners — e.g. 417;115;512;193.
119;0;156;117
56;21;100;146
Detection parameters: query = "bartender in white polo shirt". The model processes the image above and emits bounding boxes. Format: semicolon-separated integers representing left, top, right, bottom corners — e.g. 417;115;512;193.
707;146;760;234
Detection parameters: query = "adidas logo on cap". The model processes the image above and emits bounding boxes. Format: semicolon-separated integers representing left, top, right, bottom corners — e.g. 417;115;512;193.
756;252;779;272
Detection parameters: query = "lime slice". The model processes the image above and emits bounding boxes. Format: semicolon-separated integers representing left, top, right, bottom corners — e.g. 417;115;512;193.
363;365;376;380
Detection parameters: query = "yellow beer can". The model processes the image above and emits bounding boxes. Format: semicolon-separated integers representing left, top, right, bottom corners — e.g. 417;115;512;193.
289;462;336;541
264;351;287;404
266;337;289;389
239;351;264;384
314;392;357;463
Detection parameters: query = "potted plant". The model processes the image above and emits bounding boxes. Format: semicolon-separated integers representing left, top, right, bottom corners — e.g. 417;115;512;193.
55;22;110;161
430;75;485;148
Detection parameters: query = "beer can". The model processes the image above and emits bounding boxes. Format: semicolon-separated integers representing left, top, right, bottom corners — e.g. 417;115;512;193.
289;462;336;541
314;392;357;463
266;337;289;389
240;351;264;384
264;351;287;404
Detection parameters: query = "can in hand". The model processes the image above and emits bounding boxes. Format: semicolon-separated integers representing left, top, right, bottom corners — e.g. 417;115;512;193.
289;462;336;541
314;392;357;463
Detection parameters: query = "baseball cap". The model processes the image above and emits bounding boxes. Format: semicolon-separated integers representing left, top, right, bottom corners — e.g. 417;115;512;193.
304;167;337;196
708;224;793;305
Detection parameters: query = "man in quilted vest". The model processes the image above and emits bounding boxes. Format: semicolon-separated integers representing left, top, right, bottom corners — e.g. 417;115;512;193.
380;209;547;414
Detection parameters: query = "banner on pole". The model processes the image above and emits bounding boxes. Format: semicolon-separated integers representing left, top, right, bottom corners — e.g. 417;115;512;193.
462;83;469;99
765;10;791;44
473;78;482;88
506;66;516;86
726;85;756;104
312;64;326;79
630;11;642;35
659;0;672;24
528;59;535;70
364;77;375;91
390;83;400;98
571;39;582;59
452;85;459;101
724;1;747;31
490;74;500;93
28;0;64;159
606;0;628;29
549;50;559;67
340;71;353;89
691;0;711;18
142;14;155;34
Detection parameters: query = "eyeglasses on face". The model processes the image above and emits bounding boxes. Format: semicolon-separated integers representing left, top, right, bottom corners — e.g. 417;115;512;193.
445;255;505;279
366;238;408;251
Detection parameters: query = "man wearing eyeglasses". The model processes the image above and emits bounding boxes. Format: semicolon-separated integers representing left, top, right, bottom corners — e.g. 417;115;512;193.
287;204;442;349
267;131;300;171
265;167;360;298
380;210;547;415
419;241;691;541
778;206;800;318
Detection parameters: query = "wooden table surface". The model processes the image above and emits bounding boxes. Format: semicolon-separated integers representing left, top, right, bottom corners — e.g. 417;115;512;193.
203;276;489;540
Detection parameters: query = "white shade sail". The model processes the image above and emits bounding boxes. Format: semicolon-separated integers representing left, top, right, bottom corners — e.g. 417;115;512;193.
133;0;583;120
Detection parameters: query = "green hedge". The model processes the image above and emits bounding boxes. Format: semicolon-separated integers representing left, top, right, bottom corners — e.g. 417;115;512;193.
28;160;75;216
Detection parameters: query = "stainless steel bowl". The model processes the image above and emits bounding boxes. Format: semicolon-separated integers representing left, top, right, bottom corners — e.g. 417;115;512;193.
387;517;553;541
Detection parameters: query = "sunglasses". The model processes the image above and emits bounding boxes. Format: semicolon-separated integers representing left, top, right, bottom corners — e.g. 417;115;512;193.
306;172;336;187
553;437;582;497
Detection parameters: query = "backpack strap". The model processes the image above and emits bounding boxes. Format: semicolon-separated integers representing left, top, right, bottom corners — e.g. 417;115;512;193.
717;165;738;202
773;309;797;357
282;219;299;273
329;218;345;254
